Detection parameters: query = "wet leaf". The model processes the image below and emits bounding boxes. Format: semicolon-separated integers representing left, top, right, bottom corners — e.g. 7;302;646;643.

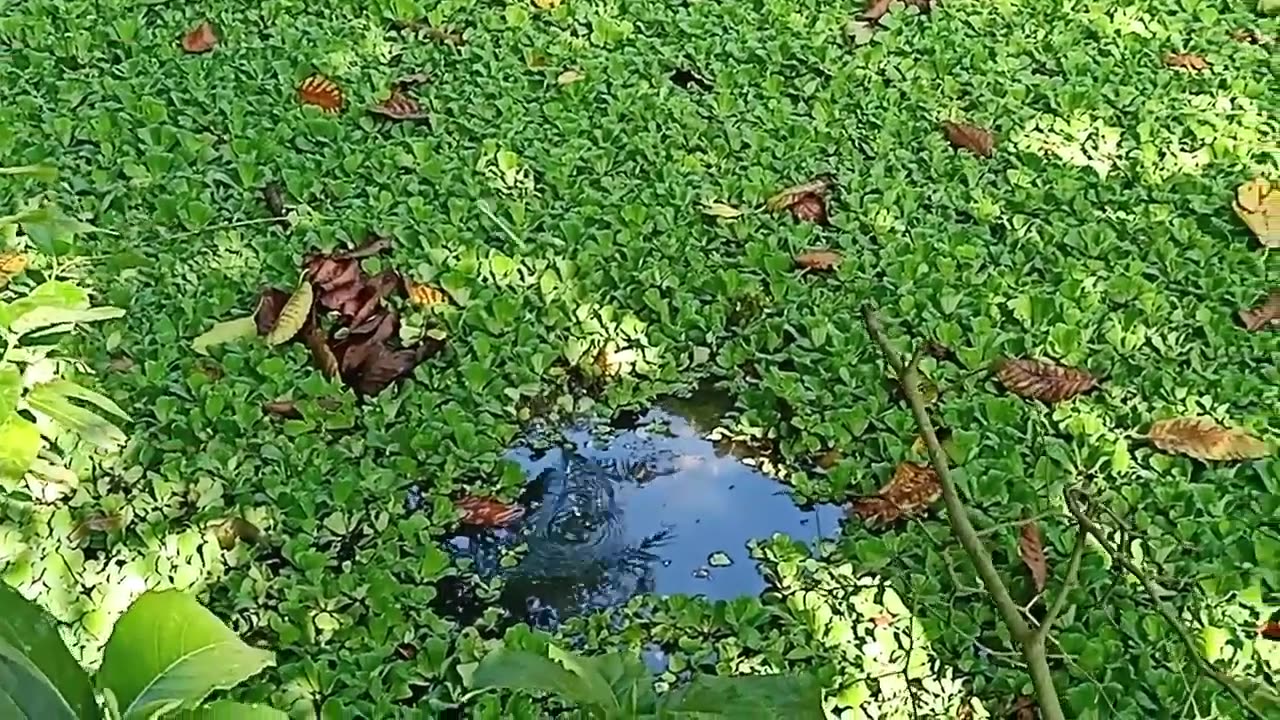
1233;177;1280;248
995;358;1098;402
265;281;314;346
370;92;427;121
1019;522;1047;593
556;69;584;85
766;177;832;212
0;251;28;287
1163;52;1209;70
942;121;995;157
701;201;744;219
406;280;450;308
456;496;525;527
192;315;258;355
795;249;842;271
181;21;217;53
1148;417;1269;461
213;517;261;550
254;288;290;336
850;462;941;524
1238;290;1280;331
298;75;344;113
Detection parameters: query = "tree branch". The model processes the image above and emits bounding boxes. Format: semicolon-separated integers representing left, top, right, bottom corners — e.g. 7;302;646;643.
1064;488;1279;719
1037;526;1086;640
862;305;1066;720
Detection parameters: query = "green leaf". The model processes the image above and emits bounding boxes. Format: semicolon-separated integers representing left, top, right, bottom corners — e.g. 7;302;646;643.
0;584;99;719
0;414;41;478
469;647;618;711
97;591;275;720
7;307;125;336
0;363;21;418
19;206;98;254
192;316;258;355
661;674;823;719
173;700;290;719
547;644;622;713
25;383;126;450
0;165;58;182
0;638;78;720
590;652;658;715
37;381;128;422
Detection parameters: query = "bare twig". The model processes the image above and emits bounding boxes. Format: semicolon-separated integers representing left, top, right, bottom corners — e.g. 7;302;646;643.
1065;488;1278;719
1037;527;1086;638
863;306;1066;720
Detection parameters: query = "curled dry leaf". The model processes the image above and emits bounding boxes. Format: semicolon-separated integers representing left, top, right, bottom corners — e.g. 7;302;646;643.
701;201;744;219
254;287;290;336
1233;177;1280;248
181;21;218;53
557;69;584;85
298;75;344;113
1239;290;1280;331
0;250;28;287
303;323;340;379
456;496;526;527
265;281;314;346
405;279;450;308
370;91;427;121
942;121;995;157
1148;417;1269;461
766;177;832;212
1019;522;1048;593
789;193;828;224
795;248;842;271
1260;621;1280;641
850;462;942;524
1163;52;1209;70
995;358;1098;402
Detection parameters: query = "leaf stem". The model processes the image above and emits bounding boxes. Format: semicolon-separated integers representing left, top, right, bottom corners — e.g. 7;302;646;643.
168;216;293;240
1036;527;1085;640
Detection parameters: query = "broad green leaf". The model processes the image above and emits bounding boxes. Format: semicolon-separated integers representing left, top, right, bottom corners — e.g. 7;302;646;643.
37;381;128;421
0;414;41;478
0;638;78;720
97;591;275;720
20;280;90;310
192;316;258;355
6;307;125;337
0;363;21;418
590;652;658;715
469;648;617;711
0;584;98;719
547;644;622;713
661;674;823;719
25;384;126;450
175;700;290;719
19;206;98;253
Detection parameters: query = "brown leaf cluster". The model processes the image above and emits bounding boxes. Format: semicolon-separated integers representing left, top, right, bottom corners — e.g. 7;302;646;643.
1239;290;1280;331
1148;417;1269;461
456;496;526;527
995;358;1097;402
1163;52;1209;71
850;462;941;524
1260;621;1280;641
181;21;217;53
942;121;996;157
767;177;832;224
1019;522;1047;593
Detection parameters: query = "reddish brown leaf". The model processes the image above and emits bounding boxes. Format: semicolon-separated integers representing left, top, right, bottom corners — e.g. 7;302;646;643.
941;121;996;157
1019;522;1048;593
350;340;442;396
298;75;344;113
181;21;218;53
254;287;292;336
370;91;428;120
995;358;1098;403
1238;290;1280;331
303;323;340;379
1164;52;1209;71
795;248;842;271
789;193;828;224
850;462;941;524
860;0;892;21
766;177;833;212
456;496;526;527
1259;621;1280;640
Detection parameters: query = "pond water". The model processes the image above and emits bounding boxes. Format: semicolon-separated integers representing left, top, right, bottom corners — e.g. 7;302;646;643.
446;397;844;626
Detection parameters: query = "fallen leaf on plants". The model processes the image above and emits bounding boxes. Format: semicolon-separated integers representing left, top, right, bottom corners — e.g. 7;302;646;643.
108;357;135;373
255;287;291;335
456;496;526;527
1019;522;1048;593
0;251;28;287
995;358;1098;402
789;193;828;224
262;182;288;225
850;462;941;524
370;92;427;120
1011;696;1038;720
556;69;584;85
263;400;302;419
193;315;258;355
815;449;841;469
406;280;450;308
795;249;842;271
1233;177;1280;248
701;201;744;219
265;281;314;346
423;26;465;46
303;323;340;379
860;0;892;21
1148;417;1269;461
336;234;393;260
1239;290;1279;331
181;21;217;53
942;121;995;157
348;340;441;396
1229;28;1271;44
1260;621;1280;640
533;0;561;8
1163;52;1209;70
766;177;832;212
298;75;344;113
395;643;418;660
213;517;261;550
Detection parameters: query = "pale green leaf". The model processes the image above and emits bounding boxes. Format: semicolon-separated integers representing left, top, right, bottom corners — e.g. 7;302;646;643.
97;591;275;720
37;380;128;421
8;307;125;336
469;648;617;711
25;384;126;450
0;414;41;478
0;585;98;720
0;363;21;418
192;316;258;355
19;206;98;248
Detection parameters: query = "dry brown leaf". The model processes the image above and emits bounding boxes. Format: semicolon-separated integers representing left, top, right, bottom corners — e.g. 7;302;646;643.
860;0;893;21
263;400;302;419
265;281;314;346
424;26;465;46
303;323;340;379
1260;621;1280;641
795;248;842;271
369;91;427;120
701;201;744;219
1234;177;1280;248
850;462;942;524
181;21;218;53
214;517;261;550
1239;290;1280;331
995;358;1098;403
1011;696;1038;720
942;121;995;157
0;250;28;287
298;75;344;113
766;177;832;212
1164;52;1209;70
456;496;526;527
1019;522;1048;593
1230;28;1271;45
789;193;828;224
405;279;450;308
1148;417;1270;461
816;449;842;469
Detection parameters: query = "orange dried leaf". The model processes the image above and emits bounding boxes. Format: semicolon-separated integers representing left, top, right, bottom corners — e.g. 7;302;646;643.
1148;417;1269;461
181;21;218;53
1019;522;1048;593
1239;290;1280;331
1164;52;1209;70
1260;621;1280;641
369;91;427;120
795;248;842;271
303;324;340;379
766;177;832;212
298;75;344;113
406;280;450;308
456;496;526;527
941;121;995;157
850;462;941;524
1011;696;1038;720
995;358;1097;403
0;251;28;287
1233;177;1280;248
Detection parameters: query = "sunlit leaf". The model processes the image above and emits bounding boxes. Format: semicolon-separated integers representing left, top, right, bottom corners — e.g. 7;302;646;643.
557;69;584;85
1148;417;1269;461
1238;290;1279;331
0;584;98;719
297;75;344;113
193;316;258;355
405;280;450;308
0;414;41;478
1233;177;1280;248
0;362;20;417
700;201;744;219
794;249;842;271
0;251;27;287
265;281;313;346
25;382;126;450
38;380;128;421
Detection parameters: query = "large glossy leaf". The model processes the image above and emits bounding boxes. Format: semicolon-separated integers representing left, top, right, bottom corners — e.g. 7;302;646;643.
0;639;78;720
37;381;128;421
192;316;258;355
468;647;619;711
174;700;289;719
97;591;275;720
661;674;823;719
0;584;98;719
0;414;41;478
25;384;126;450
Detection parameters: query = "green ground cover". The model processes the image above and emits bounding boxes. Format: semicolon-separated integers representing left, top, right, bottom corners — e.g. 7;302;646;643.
1;0;1277;716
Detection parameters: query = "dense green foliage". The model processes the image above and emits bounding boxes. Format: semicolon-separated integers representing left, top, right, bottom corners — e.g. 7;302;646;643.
0;0;1276;717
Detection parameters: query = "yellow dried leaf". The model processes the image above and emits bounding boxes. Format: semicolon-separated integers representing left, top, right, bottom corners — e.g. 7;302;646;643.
556;69;583;85
0;251;28;287
1234;177;1280;248
533;0;561;8
1148;417;1270;461
266;281;313;346
406;279;450;308
701;201;744;219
